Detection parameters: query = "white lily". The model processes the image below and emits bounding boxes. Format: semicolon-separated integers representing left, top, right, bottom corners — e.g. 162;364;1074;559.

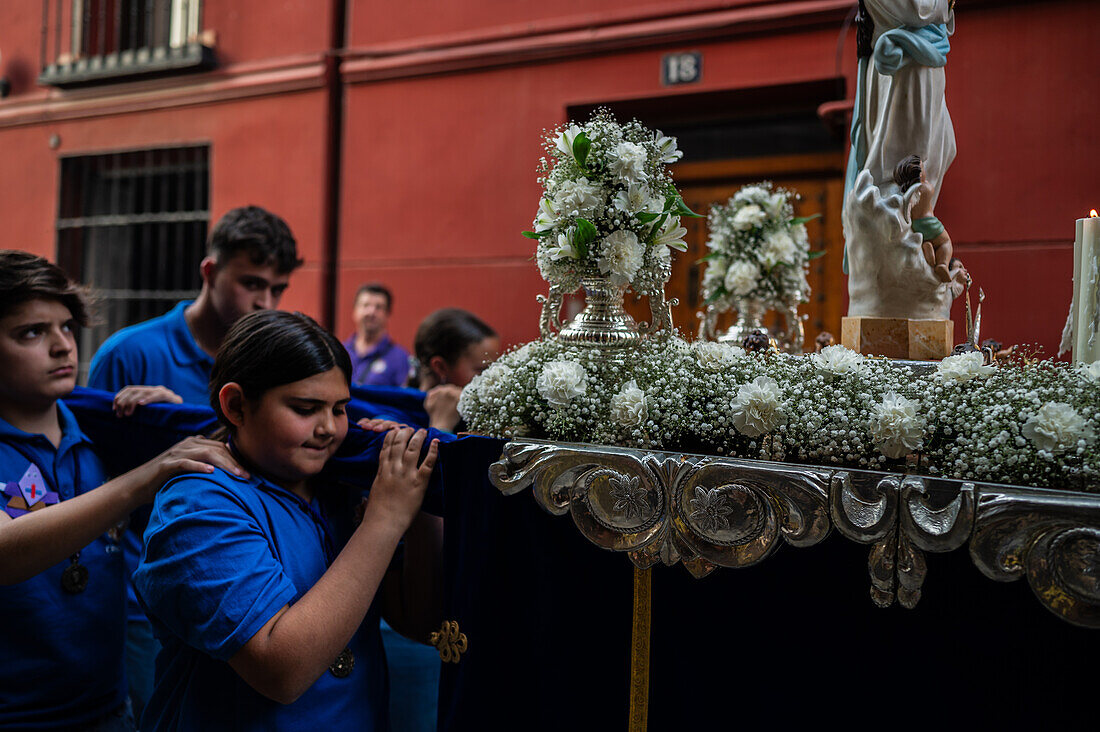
555;124;584;161
654;216;688;252
547;231;578;261
534;197;558;233
653;130;683;164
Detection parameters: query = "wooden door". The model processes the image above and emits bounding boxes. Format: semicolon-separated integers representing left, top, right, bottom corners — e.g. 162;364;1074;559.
624;152;846;351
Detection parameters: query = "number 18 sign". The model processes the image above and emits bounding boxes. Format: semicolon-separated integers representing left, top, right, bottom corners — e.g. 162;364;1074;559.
662;52;702;86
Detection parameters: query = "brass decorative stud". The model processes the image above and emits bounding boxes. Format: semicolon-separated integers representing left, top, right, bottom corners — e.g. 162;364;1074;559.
430;620;468;663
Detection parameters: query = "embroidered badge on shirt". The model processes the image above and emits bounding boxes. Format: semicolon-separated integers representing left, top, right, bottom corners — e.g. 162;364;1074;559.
18;464;46;507
370;359;387;374
3;465;60;518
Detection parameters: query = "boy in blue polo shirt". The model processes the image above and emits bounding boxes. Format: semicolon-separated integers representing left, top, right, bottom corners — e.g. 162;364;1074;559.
90;206;303;410
88;206;302;719
0;250;243;731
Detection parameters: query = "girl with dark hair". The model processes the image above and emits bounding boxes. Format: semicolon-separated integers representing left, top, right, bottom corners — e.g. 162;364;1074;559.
413;308;500;432
134;310;439;731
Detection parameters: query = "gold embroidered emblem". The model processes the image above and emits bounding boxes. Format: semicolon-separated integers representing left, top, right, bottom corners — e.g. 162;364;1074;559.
430;620;468;663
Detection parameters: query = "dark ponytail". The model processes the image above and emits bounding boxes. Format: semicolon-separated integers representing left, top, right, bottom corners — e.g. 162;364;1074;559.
209;310;351;426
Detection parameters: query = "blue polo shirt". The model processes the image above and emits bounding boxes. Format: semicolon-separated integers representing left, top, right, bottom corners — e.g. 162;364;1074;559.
134;469;388;732
0;404;126;730
344;335;412;388
88;299;214;624
89;300;213;406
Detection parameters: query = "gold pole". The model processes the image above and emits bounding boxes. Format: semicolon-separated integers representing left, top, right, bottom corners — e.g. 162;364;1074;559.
628;565;652;732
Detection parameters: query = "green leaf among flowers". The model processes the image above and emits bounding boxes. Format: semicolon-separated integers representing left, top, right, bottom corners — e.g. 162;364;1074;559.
704;286;728;304
572;132;591;170
808;249;827;260
790;213;822;226
573;218;598;259
672;196;702;218
522;230;544;240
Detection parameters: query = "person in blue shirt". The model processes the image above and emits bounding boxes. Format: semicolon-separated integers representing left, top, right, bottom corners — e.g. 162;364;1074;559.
0;250;243;731
134;309;440;732
344;283;412;388
89;205;303;411
88;205;302;720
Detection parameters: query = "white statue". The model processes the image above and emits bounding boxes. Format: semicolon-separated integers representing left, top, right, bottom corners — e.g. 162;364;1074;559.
843;0;962;318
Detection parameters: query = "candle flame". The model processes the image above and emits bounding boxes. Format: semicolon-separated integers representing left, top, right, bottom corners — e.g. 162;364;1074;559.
1091;210;1098;218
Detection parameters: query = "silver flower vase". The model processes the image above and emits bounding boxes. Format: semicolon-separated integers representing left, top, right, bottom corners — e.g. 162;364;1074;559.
557;277;643;348
705;297;804;353
538;275;676;349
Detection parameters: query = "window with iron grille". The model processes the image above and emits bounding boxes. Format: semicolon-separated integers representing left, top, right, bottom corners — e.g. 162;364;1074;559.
39;1;213;87
56;145;210;382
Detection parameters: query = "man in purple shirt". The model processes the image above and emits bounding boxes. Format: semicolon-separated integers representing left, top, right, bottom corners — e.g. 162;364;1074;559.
344;283;411;387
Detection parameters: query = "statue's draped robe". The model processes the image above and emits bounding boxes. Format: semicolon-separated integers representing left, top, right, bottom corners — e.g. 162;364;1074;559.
843;0;957;318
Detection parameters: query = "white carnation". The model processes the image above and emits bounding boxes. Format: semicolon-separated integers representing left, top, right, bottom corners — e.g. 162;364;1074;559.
552;177;602;218
731;204;766;231
1078;360;1100;383
723;260;760;296
609;141;648;182
730;376;786;437
477;363;513;396
693;341;745;371
935;351;996;382
1022;402;1096;453
811;344;865;376
610;380;648;427
536;360;588;408
870;392;925;458
759;229;798;268
598;229;644;286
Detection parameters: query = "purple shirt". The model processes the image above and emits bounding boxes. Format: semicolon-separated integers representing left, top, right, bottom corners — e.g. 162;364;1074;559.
344;334;411;387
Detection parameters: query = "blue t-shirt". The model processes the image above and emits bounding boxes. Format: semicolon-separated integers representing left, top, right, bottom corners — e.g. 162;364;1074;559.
0;404;126;730
89;300;213;406
88;299;214;623
134;469;388;732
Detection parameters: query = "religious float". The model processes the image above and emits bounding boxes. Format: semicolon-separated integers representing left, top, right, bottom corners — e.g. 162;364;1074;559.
441;4;1100;726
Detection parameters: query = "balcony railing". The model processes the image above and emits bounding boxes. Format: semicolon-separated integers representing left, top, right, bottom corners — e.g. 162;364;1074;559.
39;0;214;88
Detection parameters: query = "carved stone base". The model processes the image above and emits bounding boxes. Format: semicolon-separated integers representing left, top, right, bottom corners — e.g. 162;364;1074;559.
842;316;953;360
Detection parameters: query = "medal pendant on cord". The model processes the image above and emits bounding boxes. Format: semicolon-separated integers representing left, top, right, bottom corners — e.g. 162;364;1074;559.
329;648;355;678
61;553;88;594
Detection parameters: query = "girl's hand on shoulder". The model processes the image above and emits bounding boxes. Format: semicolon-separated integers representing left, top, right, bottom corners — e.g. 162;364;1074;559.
112;385;183;417
365;427;439;532
139;437;249;501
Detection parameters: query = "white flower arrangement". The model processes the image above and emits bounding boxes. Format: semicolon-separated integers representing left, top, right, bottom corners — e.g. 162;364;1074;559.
700;182;816;311
459;339;1100;491
526;110;697;294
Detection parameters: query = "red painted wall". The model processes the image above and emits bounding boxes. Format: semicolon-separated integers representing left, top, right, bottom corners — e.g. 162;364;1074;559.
2;0;1098;359
340;0;1100;356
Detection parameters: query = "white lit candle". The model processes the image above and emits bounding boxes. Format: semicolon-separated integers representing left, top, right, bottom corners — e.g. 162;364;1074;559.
1074;210;1100;365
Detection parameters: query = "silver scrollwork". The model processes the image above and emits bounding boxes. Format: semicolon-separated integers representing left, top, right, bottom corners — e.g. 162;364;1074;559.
831;472;973;609
970;487;1100;628
490;439;1100;627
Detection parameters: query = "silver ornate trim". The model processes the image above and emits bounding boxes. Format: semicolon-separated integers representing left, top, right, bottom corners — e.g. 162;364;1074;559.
489;439;1100;628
